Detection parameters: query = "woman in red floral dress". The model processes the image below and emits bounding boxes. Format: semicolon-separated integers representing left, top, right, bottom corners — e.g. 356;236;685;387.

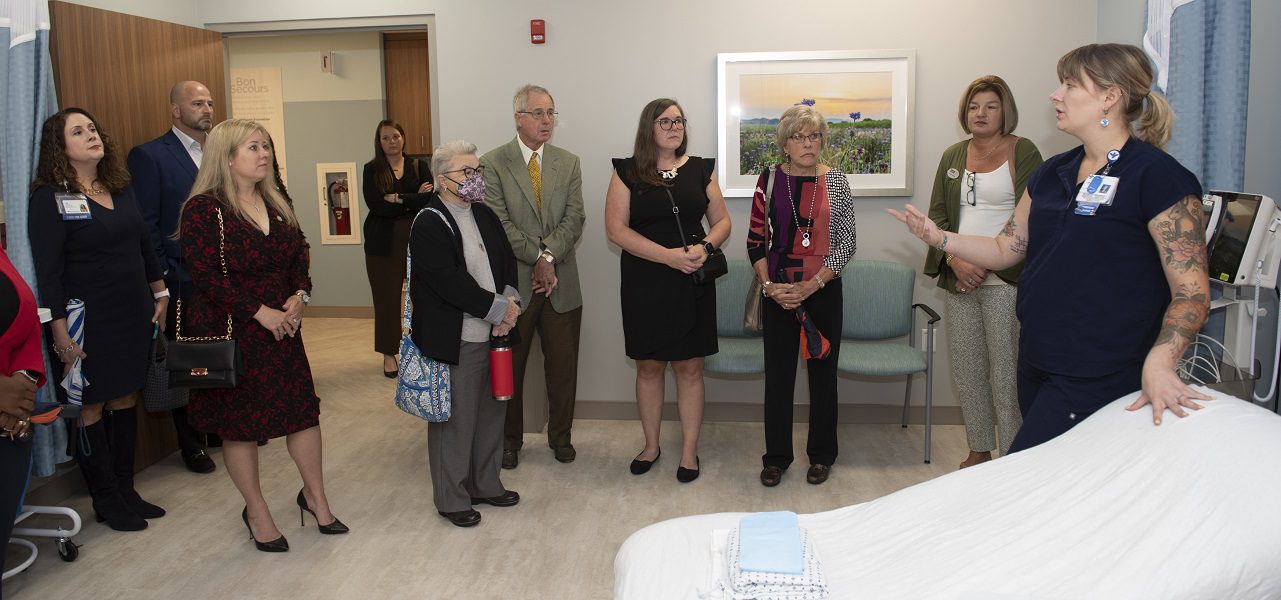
180;119;347;552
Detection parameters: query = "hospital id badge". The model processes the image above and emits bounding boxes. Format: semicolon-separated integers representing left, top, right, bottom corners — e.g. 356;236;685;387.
54;192;92;221
1075;174;1119;206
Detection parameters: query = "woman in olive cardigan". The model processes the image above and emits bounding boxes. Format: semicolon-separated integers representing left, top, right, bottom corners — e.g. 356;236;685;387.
924;76;1043;469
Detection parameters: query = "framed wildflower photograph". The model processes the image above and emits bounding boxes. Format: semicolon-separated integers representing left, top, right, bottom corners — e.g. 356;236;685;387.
717;49;916;198
315;162;362;245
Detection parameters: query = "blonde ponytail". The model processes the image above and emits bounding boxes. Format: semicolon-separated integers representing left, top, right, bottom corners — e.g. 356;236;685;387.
1134;89;1174;149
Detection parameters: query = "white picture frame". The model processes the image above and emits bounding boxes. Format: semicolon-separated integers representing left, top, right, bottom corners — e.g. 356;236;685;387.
717;49;916;198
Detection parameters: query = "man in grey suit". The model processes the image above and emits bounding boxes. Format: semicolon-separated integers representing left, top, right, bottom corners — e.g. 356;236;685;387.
481;84;585;469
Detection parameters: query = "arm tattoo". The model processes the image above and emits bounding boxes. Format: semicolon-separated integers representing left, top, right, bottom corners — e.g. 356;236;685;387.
1154;282;1209;354
1153;196;1208;273
1000;215;1028;255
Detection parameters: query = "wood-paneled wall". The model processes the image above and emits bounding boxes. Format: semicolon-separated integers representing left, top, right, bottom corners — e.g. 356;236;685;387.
49;1;226;154
48;1;227;471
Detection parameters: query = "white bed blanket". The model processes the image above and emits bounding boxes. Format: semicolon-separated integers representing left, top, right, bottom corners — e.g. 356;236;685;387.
614;389;1281;599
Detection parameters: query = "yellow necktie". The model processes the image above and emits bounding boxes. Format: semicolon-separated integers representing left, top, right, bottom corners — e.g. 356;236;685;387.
528;153;543;210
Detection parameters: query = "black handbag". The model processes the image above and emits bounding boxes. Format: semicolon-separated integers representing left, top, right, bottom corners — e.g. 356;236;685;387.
168;207;243;389
143;323;190;410
663;188;727;285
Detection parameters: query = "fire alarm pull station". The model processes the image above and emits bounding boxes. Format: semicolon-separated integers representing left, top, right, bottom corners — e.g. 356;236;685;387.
531;20;545;44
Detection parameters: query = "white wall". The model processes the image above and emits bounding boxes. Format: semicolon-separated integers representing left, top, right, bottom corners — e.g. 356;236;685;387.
190;0;1101;409
74;0;1274;412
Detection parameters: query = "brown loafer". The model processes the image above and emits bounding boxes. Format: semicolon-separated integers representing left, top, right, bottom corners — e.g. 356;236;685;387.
552;445;576;463
438;509;481;527
760;466;783;487
501;449;519;470
470;490;520;507
806;464;831;485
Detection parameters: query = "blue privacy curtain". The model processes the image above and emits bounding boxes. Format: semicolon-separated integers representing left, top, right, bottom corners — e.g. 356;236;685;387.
1;0;70;477
1144;0;1251;191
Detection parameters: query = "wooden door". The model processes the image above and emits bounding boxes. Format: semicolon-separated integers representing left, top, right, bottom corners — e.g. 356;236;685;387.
48;1;227;471
382;32;433;156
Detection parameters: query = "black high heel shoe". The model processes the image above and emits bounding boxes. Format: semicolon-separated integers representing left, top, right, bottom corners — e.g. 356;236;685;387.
296;489;349;534
242;508;289;552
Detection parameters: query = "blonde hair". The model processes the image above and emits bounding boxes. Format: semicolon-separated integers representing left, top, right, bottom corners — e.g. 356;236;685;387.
1056;43;1174;148
184;119;299;230
776;105;829;154
957;75;1019;135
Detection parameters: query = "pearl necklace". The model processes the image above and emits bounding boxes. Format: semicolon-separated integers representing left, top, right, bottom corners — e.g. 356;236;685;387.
783;164;818;248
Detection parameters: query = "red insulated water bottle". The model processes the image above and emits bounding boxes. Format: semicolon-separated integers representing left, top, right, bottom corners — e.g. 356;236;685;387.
489;334;514;400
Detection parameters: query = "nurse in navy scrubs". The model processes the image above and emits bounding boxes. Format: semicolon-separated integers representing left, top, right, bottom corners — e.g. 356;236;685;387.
890;43;1211;452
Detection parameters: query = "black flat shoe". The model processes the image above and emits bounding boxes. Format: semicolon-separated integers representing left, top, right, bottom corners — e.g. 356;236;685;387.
629;449;660;475
760;466;783;487
182;449;216;474
296;489;349;534
470;490;520;507
806;464;831;485
438;509;481;528
242;508;289;552
676;457;700;483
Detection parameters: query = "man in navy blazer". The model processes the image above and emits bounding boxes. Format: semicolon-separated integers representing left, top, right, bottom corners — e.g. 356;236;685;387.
127;80;217;474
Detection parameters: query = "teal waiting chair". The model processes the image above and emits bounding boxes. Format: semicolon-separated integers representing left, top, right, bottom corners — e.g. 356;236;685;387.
704;259;765;375
836;260;940;463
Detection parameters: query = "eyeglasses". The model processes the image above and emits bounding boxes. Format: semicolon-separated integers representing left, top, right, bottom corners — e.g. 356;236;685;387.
518;110;558;121
965;171;977;206
655;117;687;131
443;165;486;179
788;132;822;143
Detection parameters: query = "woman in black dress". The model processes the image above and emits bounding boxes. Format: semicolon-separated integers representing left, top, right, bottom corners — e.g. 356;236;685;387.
29;108;168;532
605;98;731;483
363;120;434;377
179;119;347;552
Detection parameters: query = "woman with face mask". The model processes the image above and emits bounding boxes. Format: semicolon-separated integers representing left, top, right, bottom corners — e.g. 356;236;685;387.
407;140;522;528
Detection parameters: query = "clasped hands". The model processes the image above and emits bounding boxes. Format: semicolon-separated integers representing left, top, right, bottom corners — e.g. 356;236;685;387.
0;372;37;440
531;255;558;297
950;256;989;295
668;245;709;275
382;182;433;204
492;296;521;337
767;279;819;311
255;294;307;341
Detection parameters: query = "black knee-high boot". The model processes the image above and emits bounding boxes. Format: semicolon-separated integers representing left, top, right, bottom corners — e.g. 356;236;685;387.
104;407;165;519
76;419;147;531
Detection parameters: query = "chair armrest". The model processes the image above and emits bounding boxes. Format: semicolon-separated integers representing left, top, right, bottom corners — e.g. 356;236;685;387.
912;303;941;324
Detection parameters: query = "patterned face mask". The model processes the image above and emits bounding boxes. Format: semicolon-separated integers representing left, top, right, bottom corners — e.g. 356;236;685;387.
451;173;487;203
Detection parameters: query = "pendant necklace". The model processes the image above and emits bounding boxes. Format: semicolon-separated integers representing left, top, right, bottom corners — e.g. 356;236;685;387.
784;164;818;248
658;156;683;180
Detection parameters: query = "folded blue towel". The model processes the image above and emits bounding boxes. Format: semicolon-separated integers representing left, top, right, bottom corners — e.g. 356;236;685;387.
737;511;804;575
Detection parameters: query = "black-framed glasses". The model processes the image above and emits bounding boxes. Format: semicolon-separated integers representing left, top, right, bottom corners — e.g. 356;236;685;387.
965;171;977;206
518;109;558;121
788;132;822;143
655;117;687;131
443;165;486;179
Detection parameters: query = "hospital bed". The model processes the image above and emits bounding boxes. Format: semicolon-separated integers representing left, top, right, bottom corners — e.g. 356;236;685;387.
613;388;1281;599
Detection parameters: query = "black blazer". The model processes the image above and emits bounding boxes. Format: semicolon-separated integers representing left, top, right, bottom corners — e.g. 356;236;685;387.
362;157;434;256
127;130;199;296
408;197;519;365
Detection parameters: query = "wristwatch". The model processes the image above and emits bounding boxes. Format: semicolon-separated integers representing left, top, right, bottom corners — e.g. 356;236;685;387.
700;241;715;255
540;249;555;264
295;290;311;305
